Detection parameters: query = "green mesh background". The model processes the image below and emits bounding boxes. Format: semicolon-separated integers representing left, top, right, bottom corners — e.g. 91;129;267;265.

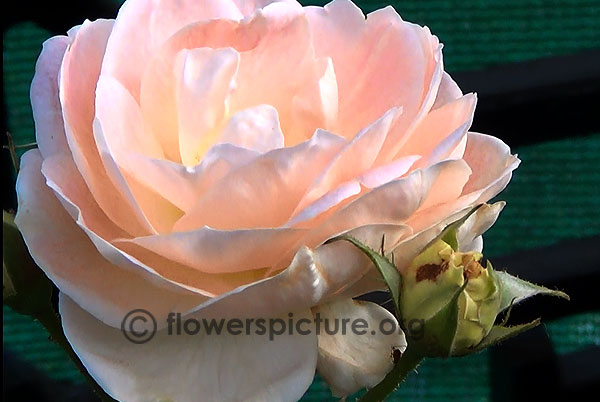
3;0;600;401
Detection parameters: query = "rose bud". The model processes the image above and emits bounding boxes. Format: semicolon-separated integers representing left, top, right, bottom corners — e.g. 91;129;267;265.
334;204;569;401
395;203;568;358
400;237;501;356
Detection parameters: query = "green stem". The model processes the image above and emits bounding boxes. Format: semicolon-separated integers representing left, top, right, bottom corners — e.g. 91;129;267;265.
36;306;117;402
357;346;424;402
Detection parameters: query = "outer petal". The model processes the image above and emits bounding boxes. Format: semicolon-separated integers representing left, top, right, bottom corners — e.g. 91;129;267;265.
120;226;306;274
303;159;471;240
15;150;207;329
285;153;419;228
457;201;506;253
314;299;407;397
306;1;441;139
60;19;154;236
172;225;408;322
397;93;476;168
405;133;519;234
105;144;259;214
228;3;328;145
174;130;346;231
432;71;463;110
41;154;126;241
101;0;243;100
138;3;309;160
292;108;400;216
232;0;301;16
30;35;70;158
60;295;317;402
461;132;520;201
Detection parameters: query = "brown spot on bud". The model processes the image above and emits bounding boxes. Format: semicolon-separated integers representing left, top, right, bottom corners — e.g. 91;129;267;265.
416;261;449;282
462;255;483;280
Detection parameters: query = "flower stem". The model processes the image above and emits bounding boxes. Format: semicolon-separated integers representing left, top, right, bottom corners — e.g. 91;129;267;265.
357;346;424;402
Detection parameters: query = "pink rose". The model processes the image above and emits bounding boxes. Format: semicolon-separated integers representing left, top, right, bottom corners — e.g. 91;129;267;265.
17;0;518;400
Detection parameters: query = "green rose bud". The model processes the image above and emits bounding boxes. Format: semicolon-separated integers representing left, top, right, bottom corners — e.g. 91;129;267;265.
400;237;501;356
334;203;569;402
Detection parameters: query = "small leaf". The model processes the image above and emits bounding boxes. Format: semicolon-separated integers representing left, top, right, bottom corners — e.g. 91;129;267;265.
469;319;541;353
331;234;402;314
495;271;569;313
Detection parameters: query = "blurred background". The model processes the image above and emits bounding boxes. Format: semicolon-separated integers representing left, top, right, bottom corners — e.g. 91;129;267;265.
3;0;599;401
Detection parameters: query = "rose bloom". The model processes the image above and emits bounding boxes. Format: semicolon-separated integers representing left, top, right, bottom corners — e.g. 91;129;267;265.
17;0;518;400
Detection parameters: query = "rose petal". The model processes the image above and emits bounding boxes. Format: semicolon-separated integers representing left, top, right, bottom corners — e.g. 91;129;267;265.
29;150;276;300
101;0;243;100
314;299;406;397
60;19;154;236
291;56;339;135
138;3;307;161
105;144;259;214
174;129;346;231
232;0;302;16
15;150;207;329
30;36;70;158
307;2;440;139
95;76;164;159
60;294;317;402
357;155;421;189
286;181;362;228
139;18;259;162
313;159;471;239
461;132;521;199
432;71;463;110
41;154;126;241
398;93;476;168
405;133;518;234
228;5;326;145
174;47;240;166
457;201;506;252
121;226;306;274
293;108;400;216
93;119;183;234
93;75;186;233
219;104;284;152
286;153;420;229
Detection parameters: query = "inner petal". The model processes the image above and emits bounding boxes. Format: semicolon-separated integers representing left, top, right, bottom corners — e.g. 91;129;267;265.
173;47;240;166
218;104;284;152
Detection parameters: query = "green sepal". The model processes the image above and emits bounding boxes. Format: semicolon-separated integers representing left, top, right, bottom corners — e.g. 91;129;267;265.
466;319;541;354
331;234;402;314
495;270;569;313
415;281;467;357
